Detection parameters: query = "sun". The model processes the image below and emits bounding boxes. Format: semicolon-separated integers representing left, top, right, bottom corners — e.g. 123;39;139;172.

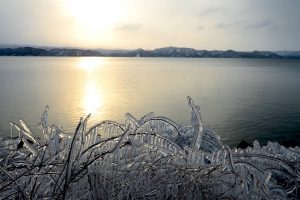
66;0;120;24
65;0;121;35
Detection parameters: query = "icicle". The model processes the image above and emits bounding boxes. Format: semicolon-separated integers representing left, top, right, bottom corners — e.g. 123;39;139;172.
19;119;40;145
139;112;155;124
40;105;49;131
225;145;236;172
10;121;13;138
21;131;38;156
253;140;261;150
187;96;203;150
125;113;139;129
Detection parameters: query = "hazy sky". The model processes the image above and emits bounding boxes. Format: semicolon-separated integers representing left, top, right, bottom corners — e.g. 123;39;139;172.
0;0;299;50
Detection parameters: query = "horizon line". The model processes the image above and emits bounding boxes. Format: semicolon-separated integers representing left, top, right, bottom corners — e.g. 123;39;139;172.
1;43;300;52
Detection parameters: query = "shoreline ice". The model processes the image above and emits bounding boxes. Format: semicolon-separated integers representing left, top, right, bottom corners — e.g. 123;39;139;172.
0;97;299;199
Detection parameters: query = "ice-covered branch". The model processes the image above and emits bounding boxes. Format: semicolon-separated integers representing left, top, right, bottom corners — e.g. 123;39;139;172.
0;97;299;199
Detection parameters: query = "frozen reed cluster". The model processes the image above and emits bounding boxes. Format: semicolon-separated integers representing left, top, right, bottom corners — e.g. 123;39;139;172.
0;97;299;199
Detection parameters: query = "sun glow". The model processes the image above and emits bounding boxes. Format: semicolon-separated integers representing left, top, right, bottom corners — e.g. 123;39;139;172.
65;0;121;41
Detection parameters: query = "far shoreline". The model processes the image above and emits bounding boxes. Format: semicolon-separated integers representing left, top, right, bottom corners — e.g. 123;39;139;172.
1;46;300;59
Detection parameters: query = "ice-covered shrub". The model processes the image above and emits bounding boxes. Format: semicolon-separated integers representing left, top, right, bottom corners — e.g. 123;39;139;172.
0;97;299;199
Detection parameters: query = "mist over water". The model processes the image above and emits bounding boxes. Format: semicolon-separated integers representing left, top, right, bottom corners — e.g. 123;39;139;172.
0;57;299;146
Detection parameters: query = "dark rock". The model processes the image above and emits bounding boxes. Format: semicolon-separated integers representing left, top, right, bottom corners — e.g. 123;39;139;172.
237;140;253;149
280;140;300;148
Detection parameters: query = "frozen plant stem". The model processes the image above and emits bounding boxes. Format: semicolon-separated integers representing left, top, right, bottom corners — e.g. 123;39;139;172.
0;98;299;199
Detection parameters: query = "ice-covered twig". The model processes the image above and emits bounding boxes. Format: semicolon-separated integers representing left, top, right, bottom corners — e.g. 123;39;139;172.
0;97;299;199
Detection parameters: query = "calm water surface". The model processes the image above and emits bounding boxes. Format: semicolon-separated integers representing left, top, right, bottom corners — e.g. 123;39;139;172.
0;57;299;146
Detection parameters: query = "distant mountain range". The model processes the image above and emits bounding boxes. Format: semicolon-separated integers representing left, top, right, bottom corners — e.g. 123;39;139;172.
0;46;300;58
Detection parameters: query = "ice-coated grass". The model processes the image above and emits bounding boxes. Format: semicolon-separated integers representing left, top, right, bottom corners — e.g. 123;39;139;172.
0;97;299;199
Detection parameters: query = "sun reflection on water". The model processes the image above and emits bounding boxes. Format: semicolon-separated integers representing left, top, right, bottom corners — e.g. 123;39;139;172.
79;57;103;71
84;80;103;114
78;57;105;115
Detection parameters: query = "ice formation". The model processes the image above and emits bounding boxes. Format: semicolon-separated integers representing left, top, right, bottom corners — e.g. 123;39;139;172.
0;97;299;199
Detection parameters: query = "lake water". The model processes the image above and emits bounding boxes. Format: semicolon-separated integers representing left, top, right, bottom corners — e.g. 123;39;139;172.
0;57;299;147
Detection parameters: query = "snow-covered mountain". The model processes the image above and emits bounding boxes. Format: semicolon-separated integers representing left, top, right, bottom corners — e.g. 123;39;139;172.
1;46;300;58
273;51;300;57
48;48;101;56
151;46;200;57
99;47;300;58
0;47;101;56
